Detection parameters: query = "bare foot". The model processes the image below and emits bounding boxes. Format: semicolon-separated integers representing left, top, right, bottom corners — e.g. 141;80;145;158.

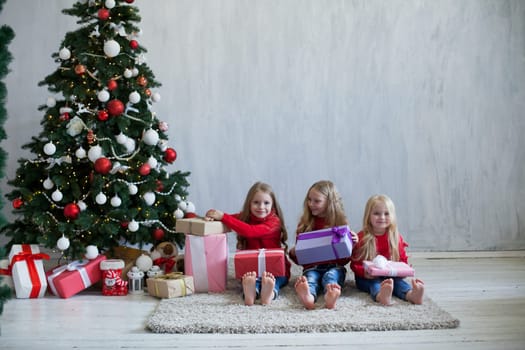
242;271;257;306
406;278;425;305
294;276;315;310
324;283;341;309
260;272;276;305
376;278;394;306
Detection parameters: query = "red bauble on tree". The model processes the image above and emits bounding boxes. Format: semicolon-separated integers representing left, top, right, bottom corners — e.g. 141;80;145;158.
94;157;112;174
107;79;118;91
98;8;110;20
152;228;165;241
107;99;124;116
64;203;80;220
164;148;177;163
12;197;23;209
129;40;139;50
138;163;151;176
97;109;109;121
125;0;134;3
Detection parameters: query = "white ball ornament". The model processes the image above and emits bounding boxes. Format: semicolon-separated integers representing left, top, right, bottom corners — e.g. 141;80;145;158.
57;235;70;251
75;146;87;159
147;156;158;169
131;67;139;77
143;192;156;206
77;200;87;211
59;47;71;60
46;97;56;107
157;139;168;152
97;89;110;102
103;39;121;58
143;129;159;146
85;245;99;259
95;192;107;205
125;138;136;153
43;142;56;156
43;177;54;190
175;194;182;201
136;254;153;272
87;145;103;162
128;184;138;195
174;208;184;219
128;219;139;232
129;91;141;104
105;0;116;9
110;195;122;207
123;68;133;78
116;133;128;144
151;92;161;102
51;189;63;202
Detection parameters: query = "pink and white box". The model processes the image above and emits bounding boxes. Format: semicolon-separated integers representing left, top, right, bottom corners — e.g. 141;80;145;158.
363;260;415;277
184;234;228;293
8;244;49;298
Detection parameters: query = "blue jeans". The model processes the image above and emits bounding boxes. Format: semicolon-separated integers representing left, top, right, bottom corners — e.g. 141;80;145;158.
355;276;412;301
251;276;289;300
303;264;346;301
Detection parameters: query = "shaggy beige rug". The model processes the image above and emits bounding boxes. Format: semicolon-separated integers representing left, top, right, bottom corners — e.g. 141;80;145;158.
146;267;459;334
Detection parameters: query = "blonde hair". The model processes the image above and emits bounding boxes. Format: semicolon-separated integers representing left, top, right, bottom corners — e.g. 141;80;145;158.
297;180;348;233
355;194;401;261
236;182;288;252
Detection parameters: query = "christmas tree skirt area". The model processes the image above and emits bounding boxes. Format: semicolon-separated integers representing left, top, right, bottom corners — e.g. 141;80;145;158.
146;268;459;334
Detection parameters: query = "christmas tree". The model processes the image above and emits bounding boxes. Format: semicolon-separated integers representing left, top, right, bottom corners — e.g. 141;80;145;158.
1;0;191;260
0;0;15;313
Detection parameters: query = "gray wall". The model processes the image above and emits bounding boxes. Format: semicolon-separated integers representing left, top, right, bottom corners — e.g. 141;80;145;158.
0;0;524;251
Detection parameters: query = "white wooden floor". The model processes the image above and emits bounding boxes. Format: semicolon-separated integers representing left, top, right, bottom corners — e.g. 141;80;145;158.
1;251;524;349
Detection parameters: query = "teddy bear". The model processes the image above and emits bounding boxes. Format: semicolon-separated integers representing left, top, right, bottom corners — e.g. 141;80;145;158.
150;241;180;274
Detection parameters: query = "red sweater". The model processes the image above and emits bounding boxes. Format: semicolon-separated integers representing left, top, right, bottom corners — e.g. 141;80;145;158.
291;216;351;269
221;211;291;278
350;230;409;278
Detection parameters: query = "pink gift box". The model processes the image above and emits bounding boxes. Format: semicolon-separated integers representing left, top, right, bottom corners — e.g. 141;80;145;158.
46;255;107;298
295;225;353;265
234;249;285;279
8;244;49;299
184;234;228;293
363;260;415;277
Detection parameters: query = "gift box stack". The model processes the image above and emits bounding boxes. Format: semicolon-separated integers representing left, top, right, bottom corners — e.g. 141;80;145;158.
295;225;353;265
176;218;230;293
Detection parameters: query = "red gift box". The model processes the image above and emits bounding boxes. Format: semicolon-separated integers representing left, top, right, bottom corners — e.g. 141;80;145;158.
184;234;228;293
8;244;49;299
46;255;107;298
363;260;415;277
234;249;285;279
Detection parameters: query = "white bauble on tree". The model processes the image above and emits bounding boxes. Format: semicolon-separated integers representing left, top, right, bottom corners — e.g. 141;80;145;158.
57;235;70;251
97;89;110;102
103;39;120;57
110;195;122;207
142;129;159;146
116;133;128;144
88;145;103;162
147;156;158;169
128;184;138;195
143;192;156;206
151;92;161;102
95;192;107;205
85;245;99;259
125;138;136;153
75;146;87;159
59;47;71;60
129;91;141;104
43;177;54;190
51;189;63;202
77;200;87;211
123;68;133;78
105;0;116;9
43;142;56;156
128;220;139;232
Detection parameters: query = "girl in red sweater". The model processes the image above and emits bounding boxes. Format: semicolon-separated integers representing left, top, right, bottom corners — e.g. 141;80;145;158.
350;194;424;305
205;182;290;306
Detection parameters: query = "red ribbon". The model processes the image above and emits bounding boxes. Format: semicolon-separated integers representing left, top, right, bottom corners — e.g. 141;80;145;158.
153;257;176;273
11;251;50;298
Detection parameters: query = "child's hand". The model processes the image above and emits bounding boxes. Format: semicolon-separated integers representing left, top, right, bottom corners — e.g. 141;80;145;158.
350;230;359;243
205;209;224;221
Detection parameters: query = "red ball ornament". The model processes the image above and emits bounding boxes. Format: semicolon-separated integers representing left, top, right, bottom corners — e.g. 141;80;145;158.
12;198;23;209
64;203;80;220
97;109;109;121
74;64;86;75
138;163;151;176
155;180;164;191
107;79;118;91
94;157;112;174
129;40;139;50
107;99;124;116
164;148;177;163
98;8;110;20
152;228;165;241
121;221;129;229
125;0;134;3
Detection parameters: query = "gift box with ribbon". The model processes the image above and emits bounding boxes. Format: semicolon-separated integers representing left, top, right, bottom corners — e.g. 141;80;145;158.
176;218;230;236
46;254;107;298
184;234;228;293
234;249;285;279
8;244;49;298
363;260;415;277
295;225;353;265
146;272;194;298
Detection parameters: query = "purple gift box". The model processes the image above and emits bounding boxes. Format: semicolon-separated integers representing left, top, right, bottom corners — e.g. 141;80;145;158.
295;225;353;265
